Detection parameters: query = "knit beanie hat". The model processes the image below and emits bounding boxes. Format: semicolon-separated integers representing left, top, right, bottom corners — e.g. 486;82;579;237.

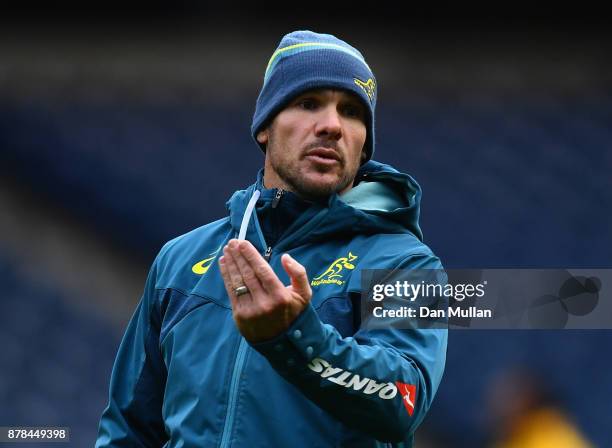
251;30;377;163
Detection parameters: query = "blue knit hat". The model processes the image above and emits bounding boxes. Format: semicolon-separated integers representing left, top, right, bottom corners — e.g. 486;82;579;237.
251;30;377;163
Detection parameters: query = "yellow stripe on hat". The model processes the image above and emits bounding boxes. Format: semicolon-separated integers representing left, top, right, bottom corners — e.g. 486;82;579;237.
264;42;371;78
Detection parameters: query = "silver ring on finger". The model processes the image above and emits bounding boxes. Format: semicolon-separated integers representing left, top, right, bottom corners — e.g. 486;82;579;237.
234;285;250;297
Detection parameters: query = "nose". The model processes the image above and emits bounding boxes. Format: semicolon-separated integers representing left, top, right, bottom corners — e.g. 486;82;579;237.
314;105;342;141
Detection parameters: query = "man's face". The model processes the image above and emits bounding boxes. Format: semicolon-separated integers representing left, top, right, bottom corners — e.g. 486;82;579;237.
258;89;367;199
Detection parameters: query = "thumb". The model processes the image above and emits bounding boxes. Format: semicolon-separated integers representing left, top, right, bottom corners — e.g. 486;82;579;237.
282;253;312;300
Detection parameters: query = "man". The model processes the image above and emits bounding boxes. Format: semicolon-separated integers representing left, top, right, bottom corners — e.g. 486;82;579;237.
96;30;447;447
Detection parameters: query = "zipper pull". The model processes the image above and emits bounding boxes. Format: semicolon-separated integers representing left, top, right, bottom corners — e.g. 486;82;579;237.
264;246;272;262
272;189;284;208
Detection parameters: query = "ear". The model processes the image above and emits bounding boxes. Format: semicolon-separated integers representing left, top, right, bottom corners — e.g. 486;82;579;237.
257;129;269;145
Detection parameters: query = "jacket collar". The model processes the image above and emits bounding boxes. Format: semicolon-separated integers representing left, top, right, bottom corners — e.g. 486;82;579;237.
226;160;424;251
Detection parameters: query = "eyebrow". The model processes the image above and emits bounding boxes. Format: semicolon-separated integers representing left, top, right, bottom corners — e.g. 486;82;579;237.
340;97;365;112
295;91;363;104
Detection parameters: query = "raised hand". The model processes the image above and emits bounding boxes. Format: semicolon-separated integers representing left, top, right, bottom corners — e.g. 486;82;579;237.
219;239;312;343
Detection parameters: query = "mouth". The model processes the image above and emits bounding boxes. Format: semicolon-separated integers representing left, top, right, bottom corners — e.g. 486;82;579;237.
304;147;341;165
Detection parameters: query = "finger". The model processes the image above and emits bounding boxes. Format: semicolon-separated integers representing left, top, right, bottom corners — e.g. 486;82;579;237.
228;241;265;298
219;256;240;310
223;244;249;295
238;240;284;292
281;253;312;300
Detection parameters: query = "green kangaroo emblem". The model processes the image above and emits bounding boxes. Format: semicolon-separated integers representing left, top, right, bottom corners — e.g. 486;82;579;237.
354;78;376;102
313;252;358;281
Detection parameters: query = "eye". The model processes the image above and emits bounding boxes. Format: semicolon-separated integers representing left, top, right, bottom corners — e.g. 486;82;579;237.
342;104;364;119
297;98;318;110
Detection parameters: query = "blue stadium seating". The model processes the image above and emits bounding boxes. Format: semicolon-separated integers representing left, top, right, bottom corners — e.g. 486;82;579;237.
0;257;121;446
1;95;609;266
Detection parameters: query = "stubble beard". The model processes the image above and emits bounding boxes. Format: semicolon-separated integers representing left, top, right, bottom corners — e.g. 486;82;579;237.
268;134;357;200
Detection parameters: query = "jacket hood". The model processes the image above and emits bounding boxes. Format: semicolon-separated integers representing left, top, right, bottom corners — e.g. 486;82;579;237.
226;160;424;250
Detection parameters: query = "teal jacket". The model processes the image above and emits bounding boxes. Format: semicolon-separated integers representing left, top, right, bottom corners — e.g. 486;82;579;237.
96;160;447;447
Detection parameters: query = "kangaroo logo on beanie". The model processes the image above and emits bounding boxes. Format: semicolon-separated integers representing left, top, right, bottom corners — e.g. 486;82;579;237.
354;77;376;103
251;30;377;164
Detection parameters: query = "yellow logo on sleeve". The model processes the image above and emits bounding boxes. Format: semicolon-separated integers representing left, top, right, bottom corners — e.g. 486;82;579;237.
192;247;222;275
311;252;358;287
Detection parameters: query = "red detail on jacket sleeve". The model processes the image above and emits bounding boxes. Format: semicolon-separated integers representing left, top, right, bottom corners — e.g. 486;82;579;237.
395;381;417;417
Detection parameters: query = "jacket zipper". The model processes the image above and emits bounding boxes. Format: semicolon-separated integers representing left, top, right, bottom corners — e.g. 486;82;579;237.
220;189;282;446
271;188;284;208
264;246;272;261
219;337;249;447
264;188;283;262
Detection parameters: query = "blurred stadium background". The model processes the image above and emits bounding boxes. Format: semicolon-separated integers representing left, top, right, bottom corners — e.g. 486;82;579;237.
1;8;611;447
